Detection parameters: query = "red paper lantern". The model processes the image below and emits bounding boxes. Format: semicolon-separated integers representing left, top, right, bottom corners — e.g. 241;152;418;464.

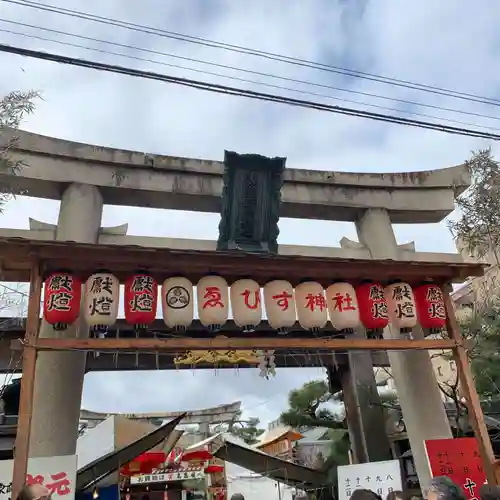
43;272;81;331
355;282;389;330
124;273;158;331
120;451;166;476
414;283;446;329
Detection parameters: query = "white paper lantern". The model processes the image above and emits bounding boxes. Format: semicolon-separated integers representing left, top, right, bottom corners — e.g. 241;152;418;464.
197;275;229;331
263;280;296;334
231;279;262;332
384;282;417;329
326;282;361;330
162;277;194;332
84;272;120;333
295;281;327;331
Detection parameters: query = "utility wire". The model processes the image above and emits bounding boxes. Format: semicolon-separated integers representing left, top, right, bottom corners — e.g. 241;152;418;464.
2;18;500;127
1;42;500;140
2;24;500;131
4;0;500;108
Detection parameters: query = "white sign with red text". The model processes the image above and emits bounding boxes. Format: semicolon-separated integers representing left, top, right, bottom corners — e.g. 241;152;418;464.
0;455;77;500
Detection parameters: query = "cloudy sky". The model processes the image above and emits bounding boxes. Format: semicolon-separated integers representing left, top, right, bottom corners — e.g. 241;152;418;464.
1;0;500;428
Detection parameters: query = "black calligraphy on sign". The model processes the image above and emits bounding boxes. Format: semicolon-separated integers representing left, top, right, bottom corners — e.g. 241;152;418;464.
166;286;190;309
47;292;72;312
129;294;154;312
89;296;113;316
426;286;443;302
0;482;12;496
396;301;416;319
49;275;73;292
429;302;446;319
89;276;114;295
391;285;412;301
132;276;155;294
371;301;388;319
369;285;385;301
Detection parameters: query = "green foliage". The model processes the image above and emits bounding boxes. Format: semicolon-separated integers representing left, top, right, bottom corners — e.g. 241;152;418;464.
460;298;500;400
449;148;500;264
0;90;40;212
280;380;346;430
230;416;265;445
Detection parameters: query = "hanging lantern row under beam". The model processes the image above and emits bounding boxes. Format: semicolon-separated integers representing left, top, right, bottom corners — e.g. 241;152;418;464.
42;273;447;334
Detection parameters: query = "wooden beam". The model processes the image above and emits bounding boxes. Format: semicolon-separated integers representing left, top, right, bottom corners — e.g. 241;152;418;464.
443;287;498;485
29;337;457;352
12;260;42;499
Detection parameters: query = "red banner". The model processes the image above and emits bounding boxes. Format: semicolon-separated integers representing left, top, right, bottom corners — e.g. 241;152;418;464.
424;437;486;500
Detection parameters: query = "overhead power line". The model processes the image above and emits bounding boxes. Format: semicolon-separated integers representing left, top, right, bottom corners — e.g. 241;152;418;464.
1;42;499;140
2;24;499;132
3;0;500;108
2;18;500;128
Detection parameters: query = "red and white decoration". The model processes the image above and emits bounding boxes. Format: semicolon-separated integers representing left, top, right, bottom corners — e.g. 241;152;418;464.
197;275;229;331
230;278;262;332
124;273;158;331
295;281;328;331
325;282;360;331
263;280;296;334
162;276;194;331
84;272;120;334
414;283;446;330
43;272;81;331
384;281;417;329
355;282;389;330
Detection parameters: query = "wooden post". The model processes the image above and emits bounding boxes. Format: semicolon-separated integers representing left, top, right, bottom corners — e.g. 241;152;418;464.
12;260;42;499
443;286;498;485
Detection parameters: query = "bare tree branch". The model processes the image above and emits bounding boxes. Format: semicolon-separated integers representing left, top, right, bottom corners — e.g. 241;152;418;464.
0;90;41;212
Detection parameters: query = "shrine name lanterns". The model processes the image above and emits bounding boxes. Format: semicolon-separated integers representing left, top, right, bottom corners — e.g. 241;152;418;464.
84;272;120;334
263;280;296;334
295;281;327;332
197;275;229;331
231;279;262;332
355;282;389;331
414;283;446;330
124;273;158;332
43;272;81;331
162;276;194;332
326;282;360;331
384;281;417;330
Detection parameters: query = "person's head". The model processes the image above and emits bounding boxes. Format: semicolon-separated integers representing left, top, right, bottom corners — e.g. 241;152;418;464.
387;491;405;500
350;490;383;500
427;477;466;500
16;484;51;500
480;485;500;500
230;494;245;500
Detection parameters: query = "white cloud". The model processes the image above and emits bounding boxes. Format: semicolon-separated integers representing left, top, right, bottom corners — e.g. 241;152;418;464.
1;0;499;425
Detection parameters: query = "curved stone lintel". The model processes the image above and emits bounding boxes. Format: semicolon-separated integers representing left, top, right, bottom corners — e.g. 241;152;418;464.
4;130;471;223
339;237;365;250
397;241;416;252
99;223;128;236
29;218;56;231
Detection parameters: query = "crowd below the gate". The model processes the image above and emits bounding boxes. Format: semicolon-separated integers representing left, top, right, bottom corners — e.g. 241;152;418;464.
14;476;500;500
346;476;500;500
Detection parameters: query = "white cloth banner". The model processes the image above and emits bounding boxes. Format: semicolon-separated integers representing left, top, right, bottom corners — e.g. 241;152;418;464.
0;455;77;500
338;459;403;500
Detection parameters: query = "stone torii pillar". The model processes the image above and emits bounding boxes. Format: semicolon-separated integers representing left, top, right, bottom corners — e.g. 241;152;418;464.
356;208;452;489
29;183;103;457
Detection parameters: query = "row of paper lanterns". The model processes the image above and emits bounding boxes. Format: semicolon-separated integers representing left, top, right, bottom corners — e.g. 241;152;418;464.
42;272;447;333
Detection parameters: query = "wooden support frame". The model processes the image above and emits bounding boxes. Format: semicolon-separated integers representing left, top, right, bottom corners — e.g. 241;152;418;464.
12;260;42;500
27;337;456;352
443;288;498;485
3;237;497;491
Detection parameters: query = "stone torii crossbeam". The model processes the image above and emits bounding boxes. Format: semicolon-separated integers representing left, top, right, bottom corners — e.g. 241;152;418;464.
0;129;472;489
